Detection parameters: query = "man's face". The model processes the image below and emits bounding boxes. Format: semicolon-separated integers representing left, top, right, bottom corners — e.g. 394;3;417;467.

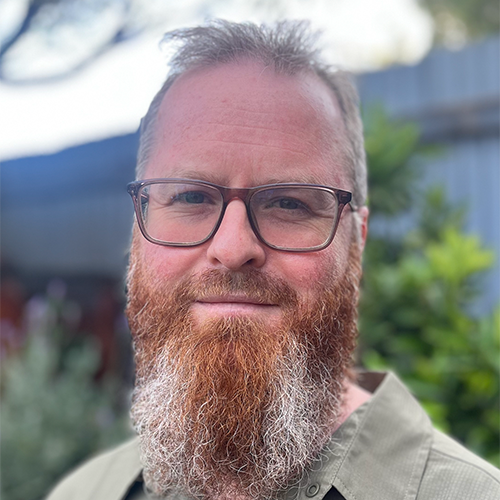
134;60;363;325
127;61;368;499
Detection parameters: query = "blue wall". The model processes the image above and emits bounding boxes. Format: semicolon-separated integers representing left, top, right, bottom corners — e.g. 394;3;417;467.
358;36;499;313
1;133;138;278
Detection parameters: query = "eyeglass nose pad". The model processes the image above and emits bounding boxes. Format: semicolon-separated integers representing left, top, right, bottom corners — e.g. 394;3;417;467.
220;197;250;223
214;197;259;238
207;197;267;269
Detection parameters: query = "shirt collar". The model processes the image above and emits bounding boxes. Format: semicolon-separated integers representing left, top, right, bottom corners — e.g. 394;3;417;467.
284;372;434;500
123;372;433;500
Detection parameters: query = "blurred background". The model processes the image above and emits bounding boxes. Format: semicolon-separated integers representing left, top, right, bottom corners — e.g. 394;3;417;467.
1;1;499;499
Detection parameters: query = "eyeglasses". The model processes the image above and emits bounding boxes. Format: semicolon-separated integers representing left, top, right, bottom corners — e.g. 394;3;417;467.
127;178;356;252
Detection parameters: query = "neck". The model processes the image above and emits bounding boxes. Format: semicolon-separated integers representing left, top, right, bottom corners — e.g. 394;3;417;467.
335;378;372;432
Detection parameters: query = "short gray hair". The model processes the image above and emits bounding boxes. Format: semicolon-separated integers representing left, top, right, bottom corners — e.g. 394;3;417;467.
137;19;367;208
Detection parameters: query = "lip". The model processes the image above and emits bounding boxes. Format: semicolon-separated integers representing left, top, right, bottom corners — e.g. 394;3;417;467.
196;294;276;306
192;295;280;317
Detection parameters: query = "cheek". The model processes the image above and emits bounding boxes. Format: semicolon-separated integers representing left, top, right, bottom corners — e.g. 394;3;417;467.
137;237;206;282
268;249;343;300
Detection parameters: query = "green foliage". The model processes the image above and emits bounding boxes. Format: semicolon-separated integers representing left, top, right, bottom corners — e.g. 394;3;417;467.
420;0;499;42
364;106;421;217
0;295;132;500
359;107;499;466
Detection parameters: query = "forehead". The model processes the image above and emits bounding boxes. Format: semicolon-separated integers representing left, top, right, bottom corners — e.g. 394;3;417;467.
146;60;350;187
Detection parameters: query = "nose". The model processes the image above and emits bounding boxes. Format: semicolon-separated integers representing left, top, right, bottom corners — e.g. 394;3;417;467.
206;199;267;270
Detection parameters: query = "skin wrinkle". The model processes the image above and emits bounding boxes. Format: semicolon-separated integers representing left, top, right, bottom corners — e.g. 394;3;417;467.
178;123;346;163
157;126;332;154
198;106;293;114
150;63;347;174
193;121;317;138
150;143;317;166
161;141;348;191
148;144;349;191
166;139;316;158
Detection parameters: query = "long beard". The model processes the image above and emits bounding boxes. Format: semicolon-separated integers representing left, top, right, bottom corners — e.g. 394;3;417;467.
127;242;362;499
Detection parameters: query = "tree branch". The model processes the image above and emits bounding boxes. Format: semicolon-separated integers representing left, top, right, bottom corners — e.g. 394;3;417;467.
0;3;41;60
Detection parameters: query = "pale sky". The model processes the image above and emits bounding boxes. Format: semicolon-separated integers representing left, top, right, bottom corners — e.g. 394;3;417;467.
0;0;433;161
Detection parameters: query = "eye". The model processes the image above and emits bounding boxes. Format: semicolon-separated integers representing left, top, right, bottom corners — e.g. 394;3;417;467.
274;198;303;210
267;197;309;212
171;190;216;205
177;191;206;204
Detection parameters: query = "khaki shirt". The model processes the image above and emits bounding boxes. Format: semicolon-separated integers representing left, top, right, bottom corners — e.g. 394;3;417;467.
47;372;500;499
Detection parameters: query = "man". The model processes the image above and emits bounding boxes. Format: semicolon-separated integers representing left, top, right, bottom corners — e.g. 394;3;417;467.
48;20;499;500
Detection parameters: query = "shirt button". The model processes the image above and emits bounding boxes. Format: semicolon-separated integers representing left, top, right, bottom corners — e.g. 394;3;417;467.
306;483;320;497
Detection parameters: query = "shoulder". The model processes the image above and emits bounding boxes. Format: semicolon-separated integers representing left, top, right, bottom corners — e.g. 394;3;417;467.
417;429;500;500
46;438;142;500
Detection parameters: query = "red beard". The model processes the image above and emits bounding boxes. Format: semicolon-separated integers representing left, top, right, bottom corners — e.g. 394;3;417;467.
127;240;362;499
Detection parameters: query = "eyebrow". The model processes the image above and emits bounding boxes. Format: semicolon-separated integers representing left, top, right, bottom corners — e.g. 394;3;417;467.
263;174;329;186
153;168;331;187
167;169;226;185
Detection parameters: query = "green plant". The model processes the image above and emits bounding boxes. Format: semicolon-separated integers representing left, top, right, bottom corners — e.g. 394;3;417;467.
0;293;132;500
359;108;499;466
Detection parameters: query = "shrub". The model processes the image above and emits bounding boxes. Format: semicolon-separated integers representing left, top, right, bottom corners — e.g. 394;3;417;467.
0;291;131;500
359;108;499;466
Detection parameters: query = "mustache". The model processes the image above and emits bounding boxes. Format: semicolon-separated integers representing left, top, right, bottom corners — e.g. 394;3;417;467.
174;269;300;309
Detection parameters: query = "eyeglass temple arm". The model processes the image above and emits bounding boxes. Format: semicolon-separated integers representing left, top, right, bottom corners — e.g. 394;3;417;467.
337;190;358;212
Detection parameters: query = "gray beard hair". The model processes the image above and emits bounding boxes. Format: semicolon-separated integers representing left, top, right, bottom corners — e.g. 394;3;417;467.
131;335;343;499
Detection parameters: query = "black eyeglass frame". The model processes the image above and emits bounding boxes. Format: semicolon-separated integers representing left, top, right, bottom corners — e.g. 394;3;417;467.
127;178;357;252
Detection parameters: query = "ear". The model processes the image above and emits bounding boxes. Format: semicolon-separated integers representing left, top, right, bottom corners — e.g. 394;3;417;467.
357;206;369;252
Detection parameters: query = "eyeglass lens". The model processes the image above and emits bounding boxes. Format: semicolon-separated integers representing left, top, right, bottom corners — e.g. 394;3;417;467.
138;182;339;250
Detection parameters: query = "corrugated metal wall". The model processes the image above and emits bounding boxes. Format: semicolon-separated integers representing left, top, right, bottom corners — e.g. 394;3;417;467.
1;134;137;280
358;36;500;313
